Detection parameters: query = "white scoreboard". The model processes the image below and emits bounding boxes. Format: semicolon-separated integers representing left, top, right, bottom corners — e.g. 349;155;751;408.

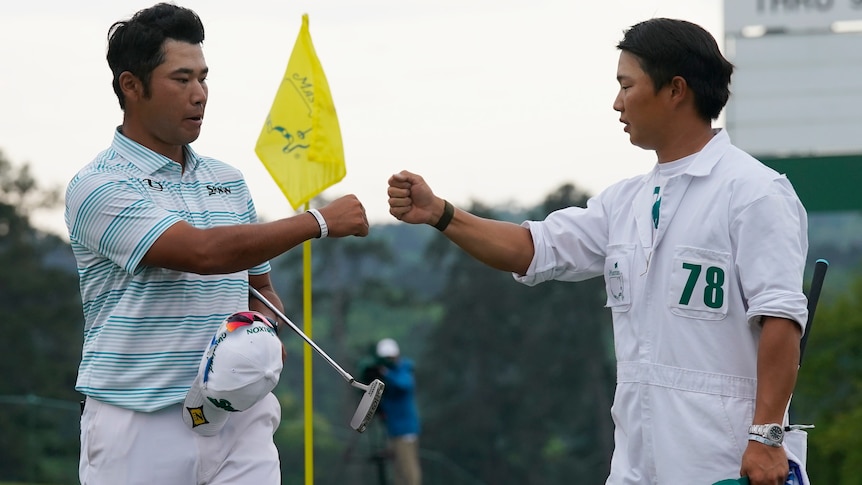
724;0;862;156
726;0;862;32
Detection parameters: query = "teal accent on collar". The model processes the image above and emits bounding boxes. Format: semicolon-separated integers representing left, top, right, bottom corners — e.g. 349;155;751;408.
652;186;661;229
111;128;202;175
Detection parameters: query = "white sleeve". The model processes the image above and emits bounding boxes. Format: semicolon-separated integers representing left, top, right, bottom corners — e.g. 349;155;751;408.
732;177;809;330
513;195;609;286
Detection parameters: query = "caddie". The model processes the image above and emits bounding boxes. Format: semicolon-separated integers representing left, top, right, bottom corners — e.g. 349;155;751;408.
387;17;809;485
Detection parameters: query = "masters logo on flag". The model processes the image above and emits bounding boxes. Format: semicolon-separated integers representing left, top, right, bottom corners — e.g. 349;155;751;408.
255;14;345;210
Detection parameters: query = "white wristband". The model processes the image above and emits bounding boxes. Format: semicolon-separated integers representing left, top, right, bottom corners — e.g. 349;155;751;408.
307;209;328;238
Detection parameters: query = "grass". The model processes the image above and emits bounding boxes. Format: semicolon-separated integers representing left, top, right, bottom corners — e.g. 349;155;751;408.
0;482;53;485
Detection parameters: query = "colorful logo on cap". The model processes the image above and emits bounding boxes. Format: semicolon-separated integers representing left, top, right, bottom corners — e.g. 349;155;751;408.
224;311;277;332
204;311;278;385
225;311;258;332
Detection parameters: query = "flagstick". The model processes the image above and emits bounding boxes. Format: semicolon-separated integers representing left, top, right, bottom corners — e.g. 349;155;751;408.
302;206;314;485
254;12;346;482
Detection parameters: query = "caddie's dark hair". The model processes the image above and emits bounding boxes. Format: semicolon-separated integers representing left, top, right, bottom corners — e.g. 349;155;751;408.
617;18;733;121
106;3;205;110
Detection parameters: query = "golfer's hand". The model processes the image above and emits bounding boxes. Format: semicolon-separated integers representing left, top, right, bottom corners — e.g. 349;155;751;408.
319;194;369;237
388;170;440;225
740;441;788;485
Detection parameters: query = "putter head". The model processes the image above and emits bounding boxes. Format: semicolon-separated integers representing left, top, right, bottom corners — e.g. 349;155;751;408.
350;378;384;433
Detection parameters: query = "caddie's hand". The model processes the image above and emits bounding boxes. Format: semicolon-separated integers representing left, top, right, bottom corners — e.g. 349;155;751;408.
319;194;369;238
740;441;788;485
388;170;440;225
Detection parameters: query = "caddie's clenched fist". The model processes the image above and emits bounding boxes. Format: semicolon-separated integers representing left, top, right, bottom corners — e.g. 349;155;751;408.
387;170;441;226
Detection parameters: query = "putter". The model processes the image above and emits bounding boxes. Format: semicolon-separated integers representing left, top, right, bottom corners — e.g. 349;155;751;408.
249;287;384;433
799;259;829;366
713;259;830;485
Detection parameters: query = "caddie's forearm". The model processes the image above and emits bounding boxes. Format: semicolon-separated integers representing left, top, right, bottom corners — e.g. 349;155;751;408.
752;316;802;424
441;207;535;275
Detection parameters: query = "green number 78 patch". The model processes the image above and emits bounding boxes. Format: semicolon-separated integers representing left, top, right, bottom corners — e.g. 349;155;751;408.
669;248;730;320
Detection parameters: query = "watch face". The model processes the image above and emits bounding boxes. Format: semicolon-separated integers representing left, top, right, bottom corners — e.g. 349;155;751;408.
767;425;784;441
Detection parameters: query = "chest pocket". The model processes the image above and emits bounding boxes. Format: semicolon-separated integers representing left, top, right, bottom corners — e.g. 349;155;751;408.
668;246;730;320
604;244;636;313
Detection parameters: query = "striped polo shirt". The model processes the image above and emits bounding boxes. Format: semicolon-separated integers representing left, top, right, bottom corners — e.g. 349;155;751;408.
64;129;271;412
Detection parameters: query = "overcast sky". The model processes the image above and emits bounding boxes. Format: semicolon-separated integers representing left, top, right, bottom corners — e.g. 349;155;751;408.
0;0;723;237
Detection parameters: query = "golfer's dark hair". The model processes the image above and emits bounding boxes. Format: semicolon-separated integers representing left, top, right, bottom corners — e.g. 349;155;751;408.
106;3;205;110
617;18;733;121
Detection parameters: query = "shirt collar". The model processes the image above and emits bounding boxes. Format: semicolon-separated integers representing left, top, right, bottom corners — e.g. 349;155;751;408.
685;128;729;177
110;127;202;175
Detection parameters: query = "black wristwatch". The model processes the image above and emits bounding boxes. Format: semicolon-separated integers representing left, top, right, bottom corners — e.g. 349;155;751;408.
265;316;280;335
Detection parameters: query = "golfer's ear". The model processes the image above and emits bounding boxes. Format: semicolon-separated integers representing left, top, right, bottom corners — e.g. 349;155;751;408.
118;71;143;102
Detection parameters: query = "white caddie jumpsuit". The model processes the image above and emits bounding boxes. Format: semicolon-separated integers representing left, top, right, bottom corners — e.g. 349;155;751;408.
516;129;809;484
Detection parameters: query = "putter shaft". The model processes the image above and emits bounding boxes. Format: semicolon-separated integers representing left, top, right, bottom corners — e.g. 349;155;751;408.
350;380;370;392
250;287;356;384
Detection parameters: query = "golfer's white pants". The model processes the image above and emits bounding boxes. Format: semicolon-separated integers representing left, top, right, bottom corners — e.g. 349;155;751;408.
79;393;281;485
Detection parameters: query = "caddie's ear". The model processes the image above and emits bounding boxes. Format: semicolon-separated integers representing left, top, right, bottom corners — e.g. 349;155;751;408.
668;75;688;101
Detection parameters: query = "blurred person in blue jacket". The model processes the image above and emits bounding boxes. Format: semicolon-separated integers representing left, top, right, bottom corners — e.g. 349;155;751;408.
374;337;421;485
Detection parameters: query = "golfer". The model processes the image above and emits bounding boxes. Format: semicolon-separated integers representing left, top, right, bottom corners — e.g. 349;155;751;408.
387;18;808;485
65;3;368;484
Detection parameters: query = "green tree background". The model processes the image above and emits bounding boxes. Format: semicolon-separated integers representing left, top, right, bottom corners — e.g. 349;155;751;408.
0;151;82;484
1;148;860;484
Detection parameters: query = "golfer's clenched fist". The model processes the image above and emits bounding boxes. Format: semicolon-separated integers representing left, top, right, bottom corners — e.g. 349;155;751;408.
320;194;370;237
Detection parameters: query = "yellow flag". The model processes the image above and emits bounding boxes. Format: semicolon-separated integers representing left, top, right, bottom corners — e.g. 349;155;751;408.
255;14;345;210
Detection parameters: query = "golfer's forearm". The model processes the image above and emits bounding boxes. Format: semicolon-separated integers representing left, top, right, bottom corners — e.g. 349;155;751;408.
144;212;322;274
443;208;535;274
752;316;802;424
196;215;320;273
249;277;284;321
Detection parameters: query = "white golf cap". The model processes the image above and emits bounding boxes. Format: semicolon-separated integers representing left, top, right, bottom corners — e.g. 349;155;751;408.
376;338;400;358
183;311;283;436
